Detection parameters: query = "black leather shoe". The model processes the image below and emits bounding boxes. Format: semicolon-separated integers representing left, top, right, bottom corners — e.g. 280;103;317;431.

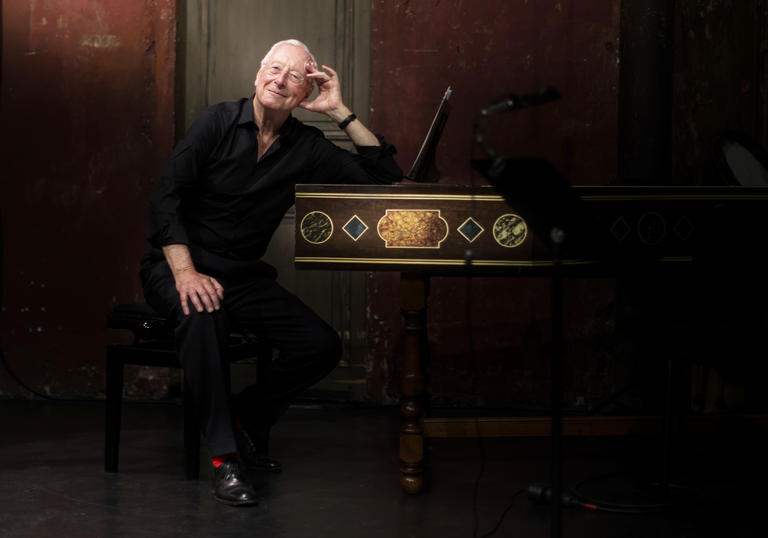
234;427;282;472
212;460;259;506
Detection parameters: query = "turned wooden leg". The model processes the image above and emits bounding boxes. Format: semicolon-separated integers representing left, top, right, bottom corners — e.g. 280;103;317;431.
399;272;427;494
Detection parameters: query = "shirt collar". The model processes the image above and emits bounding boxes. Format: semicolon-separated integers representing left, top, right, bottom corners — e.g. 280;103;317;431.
237;96;257;126
238;95;298;139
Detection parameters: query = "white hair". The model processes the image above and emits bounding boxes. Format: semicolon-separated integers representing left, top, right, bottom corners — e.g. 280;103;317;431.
260;39;317;69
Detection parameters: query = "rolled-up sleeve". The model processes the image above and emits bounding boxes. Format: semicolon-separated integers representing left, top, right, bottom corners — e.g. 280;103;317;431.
308;133;404;186
352;135;404;184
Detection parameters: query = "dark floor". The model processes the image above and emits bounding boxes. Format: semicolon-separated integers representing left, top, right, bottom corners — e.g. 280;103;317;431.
0;400;766;538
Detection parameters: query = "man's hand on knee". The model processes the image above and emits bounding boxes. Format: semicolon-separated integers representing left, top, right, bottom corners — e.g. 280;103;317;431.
162;243;224;315
175;268;224;315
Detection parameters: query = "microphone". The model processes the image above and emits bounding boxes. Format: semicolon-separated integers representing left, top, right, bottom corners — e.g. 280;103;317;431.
480;87;560;116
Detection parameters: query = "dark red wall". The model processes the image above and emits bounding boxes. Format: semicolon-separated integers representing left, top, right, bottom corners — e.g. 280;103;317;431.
0;0;175;397
367;1;621;405
2;1;764;408
366;0;768;408
371;0;619;186
0;0;620;403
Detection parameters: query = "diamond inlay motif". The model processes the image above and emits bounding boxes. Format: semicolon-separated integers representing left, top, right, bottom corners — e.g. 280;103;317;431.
674;216;694;241
458;217;484;243
343;215;368;241
610;217;631;242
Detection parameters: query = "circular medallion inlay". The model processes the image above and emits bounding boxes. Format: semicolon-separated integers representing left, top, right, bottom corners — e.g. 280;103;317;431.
492;213;527;248
637;212;666;246
300;211;333;244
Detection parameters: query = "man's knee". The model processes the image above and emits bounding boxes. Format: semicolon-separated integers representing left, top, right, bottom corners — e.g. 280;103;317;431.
175;308;230;344
178;307;217;326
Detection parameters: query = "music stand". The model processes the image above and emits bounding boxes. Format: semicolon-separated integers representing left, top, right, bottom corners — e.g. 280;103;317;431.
407;87;452;182
474;95;700;533
473;88;580;538
476;157;595;538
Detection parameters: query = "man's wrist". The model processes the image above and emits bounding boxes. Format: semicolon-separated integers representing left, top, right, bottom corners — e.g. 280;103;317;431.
162;243;196;276
337;113;357;130
326;105;352;124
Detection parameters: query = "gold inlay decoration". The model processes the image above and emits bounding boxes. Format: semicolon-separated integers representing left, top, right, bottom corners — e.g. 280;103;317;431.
342;214;368;241
492;213;527;248
376;209;449;248
300;211;333;244
457;217;484;243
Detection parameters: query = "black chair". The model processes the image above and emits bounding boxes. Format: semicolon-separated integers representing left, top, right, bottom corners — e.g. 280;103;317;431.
104;302;271;480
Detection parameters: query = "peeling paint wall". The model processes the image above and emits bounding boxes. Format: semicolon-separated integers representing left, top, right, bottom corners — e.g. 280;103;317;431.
0;0;176;398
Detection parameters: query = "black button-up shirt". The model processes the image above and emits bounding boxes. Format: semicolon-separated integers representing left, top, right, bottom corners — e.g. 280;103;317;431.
146;97;402;265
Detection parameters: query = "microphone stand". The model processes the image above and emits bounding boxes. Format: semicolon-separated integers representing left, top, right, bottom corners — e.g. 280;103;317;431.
549;225;565;538
474;88;565;538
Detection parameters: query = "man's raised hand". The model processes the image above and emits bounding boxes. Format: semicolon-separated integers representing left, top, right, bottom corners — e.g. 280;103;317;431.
300;64;345;117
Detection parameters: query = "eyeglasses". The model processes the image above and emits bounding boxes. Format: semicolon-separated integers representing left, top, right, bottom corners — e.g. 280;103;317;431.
265;62;306;86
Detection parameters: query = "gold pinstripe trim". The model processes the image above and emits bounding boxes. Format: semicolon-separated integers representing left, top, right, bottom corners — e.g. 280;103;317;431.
295;256;694;266
296;192;505;202
295;257;595;267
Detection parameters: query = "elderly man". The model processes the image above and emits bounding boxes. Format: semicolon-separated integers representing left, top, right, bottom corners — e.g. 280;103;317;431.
140;39;402;506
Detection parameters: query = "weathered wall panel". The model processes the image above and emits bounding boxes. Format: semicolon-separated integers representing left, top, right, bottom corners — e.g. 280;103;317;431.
0;0;175;397
371;0;620;187
368;0;621;407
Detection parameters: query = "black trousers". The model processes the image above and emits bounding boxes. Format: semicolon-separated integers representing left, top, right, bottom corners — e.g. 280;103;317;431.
140;250;341;457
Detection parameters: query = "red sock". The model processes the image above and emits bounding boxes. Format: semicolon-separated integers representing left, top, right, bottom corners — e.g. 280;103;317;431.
212;453;239;467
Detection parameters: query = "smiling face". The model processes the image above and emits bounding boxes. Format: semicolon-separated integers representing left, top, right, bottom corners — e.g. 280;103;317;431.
254;44;314;113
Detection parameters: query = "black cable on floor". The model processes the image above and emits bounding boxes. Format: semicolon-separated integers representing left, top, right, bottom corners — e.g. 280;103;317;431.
526;473;700;515
568;472;700;513
480;488;525;538
0;346;100;402
0;345;54;399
